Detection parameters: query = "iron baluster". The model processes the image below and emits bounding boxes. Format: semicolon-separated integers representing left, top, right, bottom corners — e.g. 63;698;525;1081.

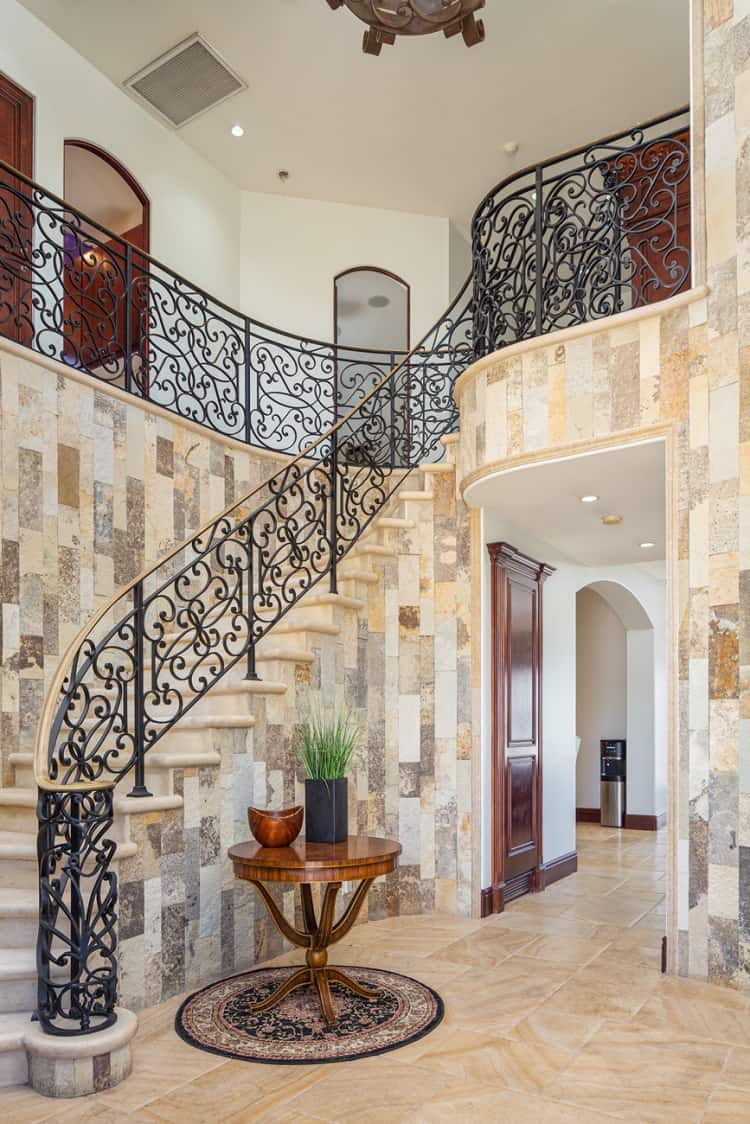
124;243;133;395
329;430;339;594
534;164;543;338
389;355;396;467
128;580;151;797
244;317;253;447
246;514;259;680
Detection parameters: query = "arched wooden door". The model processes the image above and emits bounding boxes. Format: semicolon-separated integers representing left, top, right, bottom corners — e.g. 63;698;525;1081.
62;140;150;385
0;72;34;345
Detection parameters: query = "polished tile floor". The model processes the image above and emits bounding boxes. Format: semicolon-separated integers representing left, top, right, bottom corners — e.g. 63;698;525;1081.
4;824;750;1122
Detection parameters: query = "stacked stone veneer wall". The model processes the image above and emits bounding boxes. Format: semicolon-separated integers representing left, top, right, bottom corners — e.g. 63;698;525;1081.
455;282;747;984
0;343;476;1010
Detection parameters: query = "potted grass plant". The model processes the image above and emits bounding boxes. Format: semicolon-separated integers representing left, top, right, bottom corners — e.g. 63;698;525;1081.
298;703;359;844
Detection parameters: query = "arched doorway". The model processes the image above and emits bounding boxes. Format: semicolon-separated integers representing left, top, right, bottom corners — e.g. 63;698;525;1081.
62;140;149;381
576;579;665;830
333;266;410;352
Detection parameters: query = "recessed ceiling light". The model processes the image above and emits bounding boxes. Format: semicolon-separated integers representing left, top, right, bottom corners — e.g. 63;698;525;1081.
602;514;623;526
231;124;244;138
640;541;655;549
580;494;599;503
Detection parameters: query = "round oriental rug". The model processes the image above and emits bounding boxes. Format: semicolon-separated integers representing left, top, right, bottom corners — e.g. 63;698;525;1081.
175;965;443;1064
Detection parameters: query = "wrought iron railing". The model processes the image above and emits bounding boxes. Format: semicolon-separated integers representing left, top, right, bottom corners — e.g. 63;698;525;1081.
33;278;473;1035
0;157;411;454
27;105;692;1037
472;107;691;355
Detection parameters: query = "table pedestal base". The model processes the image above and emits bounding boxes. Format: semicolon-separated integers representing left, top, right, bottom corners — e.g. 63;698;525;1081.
250;877;381;1026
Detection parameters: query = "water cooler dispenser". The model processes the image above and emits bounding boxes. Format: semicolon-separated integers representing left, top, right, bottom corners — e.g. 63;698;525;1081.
600;739;626;828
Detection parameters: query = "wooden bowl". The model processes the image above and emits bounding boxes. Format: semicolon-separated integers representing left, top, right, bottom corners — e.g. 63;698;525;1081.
247;805;303;848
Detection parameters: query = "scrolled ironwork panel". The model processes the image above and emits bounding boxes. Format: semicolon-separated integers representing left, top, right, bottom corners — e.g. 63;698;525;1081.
36;787;118;1035
472;108;691;355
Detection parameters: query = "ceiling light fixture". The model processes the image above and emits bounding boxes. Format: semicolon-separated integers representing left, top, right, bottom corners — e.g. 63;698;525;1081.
368;295;390;309
231;124;244;137
326;0;486;56
601;514;623;526
640;541;656;549
580;494;599;503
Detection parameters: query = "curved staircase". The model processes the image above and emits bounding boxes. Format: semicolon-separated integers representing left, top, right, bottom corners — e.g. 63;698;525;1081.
0;104;691;1092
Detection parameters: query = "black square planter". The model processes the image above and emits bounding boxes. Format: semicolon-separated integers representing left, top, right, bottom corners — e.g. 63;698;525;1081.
304;778;348;844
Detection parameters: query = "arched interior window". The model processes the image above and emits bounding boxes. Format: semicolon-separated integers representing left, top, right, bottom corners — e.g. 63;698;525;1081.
334;267;410;352
62;140;149;374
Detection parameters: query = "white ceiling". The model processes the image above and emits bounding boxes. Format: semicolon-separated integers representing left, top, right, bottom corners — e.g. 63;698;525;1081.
20;0;690;229
466;439;666;566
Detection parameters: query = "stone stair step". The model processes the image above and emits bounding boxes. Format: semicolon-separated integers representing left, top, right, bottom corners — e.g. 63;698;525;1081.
0;1011;32;1087
375;516;416;530
0;832;136;891
399;489;432;501
273;621;340;639
0;888;37;948
0;949;57;1014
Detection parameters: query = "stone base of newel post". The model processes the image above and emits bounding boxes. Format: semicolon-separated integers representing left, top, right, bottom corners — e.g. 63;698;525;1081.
24;1008;138;1098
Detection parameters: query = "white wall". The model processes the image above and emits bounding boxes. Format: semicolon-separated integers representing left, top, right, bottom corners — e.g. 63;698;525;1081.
449;221;472;300
479;510;667;886
4;0;454;344
576;588;627;808
2;0;242;307
239;190;450;344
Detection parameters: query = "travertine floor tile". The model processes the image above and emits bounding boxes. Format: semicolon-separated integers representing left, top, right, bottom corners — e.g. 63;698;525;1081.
8;825;750;1124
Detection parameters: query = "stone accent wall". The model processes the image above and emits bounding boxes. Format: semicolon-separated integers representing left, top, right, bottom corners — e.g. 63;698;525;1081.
454;281;748;985
0;344;475;1010
0;347;275;787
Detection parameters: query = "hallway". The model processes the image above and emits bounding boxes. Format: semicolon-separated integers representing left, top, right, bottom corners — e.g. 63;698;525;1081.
3;826;750;1122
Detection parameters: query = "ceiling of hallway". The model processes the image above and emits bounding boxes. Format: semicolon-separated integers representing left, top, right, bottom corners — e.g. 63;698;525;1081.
19;0;690;229
466;439;666;566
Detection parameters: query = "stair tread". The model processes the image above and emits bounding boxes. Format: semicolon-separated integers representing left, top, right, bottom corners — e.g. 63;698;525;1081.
0;1011;32;1051
0;833;35;859
0;948;35;977
0;889;36;917
0;790;34;808
146;751;221;769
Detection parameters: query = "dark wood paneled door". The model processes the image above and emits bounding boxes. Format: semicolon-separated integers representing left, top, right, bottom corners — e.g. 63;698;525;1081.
488;542;553;912
0;72;34;345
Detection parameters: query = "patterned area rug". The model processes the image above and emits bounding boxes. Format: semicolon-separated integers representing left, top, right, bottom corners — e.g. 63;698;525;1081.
175;965;443;1064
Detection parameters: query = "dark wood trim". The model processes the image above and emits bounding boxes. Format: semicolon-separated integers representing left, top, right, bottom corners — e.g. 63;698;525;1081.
538;850;578;889
480;887;494;918
63;139;151;254
0;71;34;176
576;807;601;823
487;542;554;911
333;265;411;350
623;812;666;831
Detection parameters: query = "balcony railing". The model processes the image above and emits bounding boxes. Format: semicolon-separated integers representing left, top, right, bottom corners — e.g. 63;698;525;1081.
0;159;414;456
472;107;691;356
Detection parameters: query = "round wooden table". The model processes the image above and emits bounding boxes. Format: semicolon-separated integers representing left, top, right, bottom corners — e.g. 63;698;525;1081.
229;836;401;1026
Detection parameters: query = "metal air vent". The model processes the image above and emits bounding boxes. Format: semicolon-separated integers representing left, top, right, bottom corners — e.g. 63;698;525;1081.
124;34;246;128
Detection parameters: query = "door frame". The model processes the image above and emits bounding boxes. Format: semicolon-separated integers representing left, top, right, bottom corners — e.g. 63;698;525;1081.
487;541;553;913
0;71;33;176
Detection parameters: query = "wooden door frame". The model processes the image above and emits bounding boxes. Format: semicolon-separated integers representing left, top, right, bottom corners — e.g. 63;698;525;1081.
63;139;150;253
0;72;34;348
487;541;553;914
0;71;33;176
